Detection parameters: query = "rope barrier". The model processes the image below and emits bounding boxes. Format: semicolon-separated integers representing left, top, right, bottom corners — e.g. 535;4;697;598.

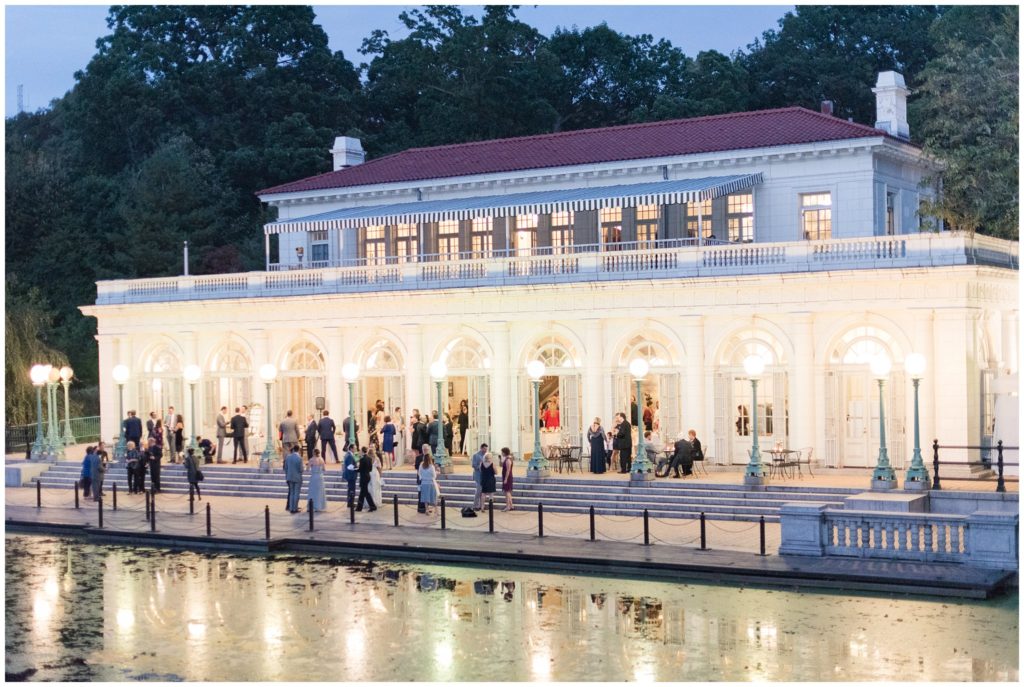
594;528;645;543
706;520;759;533
595;513;640;523
650;532;702;546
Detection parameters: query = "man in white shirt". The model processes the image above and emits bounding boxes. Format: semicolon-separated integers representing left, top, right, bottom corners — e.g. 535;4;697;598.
471;443;488;511
164;406;177;463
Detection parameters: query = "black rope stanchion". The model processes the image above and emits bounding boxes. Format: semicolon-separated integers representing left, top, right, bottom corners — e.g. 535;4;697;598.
112;482;117;511
699;512;707;550
264;505;271;539
74;481;79;509
488;498;494;533
309;500;314;532
538;502;544;538
589;506;595;541
189;485;194;515
932;439;942;490
36;480;41;509
393;494;399;527
349;504;355;525
643;509;650;546
759;516;767;556
145;489;151;521
440;497;446;530
150;499;157;532
206;502;212;537
996;440;1006;493
97;497;103;529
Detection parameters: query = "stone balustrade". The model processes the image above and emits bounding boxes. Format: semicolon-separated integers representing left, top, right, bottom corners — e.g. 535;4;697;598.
779;502;1018;570
95;232;1018;306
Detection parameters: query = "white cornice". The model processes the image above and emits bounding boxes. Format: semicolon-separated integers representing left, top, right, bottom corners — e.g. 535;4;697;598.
259;137;893;208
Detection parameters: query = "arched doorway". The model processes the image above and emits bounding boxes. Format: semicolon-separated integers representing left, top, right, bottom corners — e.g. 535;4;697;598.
715;329;789;465
436;335;492;454
826;327;905;469
519;335;583;454
355;338;404;451
277;341;326;432
138;343;182;423
201;342;252;439
613;334;681;443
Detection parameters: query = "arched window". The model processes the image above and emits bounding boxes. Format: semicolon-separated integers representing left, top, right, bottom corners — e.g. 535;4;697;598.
144;345;182;375
439;336;490;371
829;326;901;366
209;343;251;373
283;342;326;372
362;340;403;372
527;335;578;370
618;335;675;369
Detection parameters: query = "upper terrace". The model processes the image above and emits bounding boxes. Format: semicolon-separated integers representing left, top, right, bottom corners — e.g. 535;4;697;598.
94;232;1017;306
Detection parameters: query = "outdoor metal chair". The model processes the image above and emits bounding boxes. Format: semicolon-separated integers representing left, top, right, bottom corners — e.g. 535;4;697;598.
798;446;815;477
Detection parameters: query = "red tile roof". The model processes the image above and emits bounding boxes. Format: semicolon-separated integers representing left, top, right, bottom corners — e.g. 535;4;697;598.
258;107;897;196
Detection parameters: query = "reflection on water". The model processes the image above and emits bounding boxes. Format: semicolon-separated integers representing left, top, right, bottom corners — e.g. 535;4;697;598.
4;534;1018;681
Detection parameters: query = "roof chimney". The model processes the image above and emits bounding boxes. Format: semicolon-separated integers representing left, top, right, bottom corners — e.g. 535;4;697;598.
872;71;910;140
820;100;834;116
331;136;365;170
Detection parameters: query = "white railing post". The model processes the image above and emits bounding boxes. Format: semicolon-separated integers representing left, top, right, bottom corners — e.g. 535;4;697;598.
778;502;830;556
966;511;1018;569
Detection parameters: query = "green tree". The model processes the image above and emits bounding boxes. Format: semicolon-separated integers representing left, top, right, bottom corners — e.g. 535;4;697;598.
912;6;1018;237
742;5;942;121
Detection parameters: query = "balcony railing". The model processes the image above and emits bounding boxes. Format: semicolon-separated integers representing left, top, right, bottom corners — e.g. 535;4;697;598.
95;232;1018;306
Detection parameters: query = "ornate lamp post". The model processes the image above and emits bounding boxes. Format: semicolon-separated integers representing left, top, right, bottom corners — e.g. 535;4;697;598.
59;366;76;446
870;355;898;490
259;364;278;470
903;353;930;490
742;354;767;486
112;364;130;462
525;360;550;479
29;364;49;460
342;363;359;450
430;361;453;474
628;358;654;482
183;364;202;453
46;366;64;460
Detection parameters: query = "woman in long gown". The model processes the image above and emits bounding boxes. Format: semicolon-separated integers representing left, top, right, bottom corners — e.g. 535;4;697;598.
308;449;327;512
587;418;606;474
369;450;384;506
380;416;396;469
418;454;439;515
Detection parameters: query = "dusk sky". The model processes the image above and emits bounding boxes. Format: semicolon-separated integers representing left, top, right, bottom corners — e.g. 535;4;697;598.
5;4;791;118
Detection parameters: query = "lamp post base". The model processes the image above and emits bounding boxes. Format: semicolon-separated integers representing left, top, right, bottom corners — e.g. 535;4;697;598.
903;477;930;491
525;468;550;480
743;473;767;486
870;477;899;491
630;470;654;482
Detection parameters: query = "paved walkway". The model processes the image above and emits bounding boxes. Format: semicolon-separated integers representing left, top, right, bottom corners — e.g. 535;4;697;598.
5;487;1013;599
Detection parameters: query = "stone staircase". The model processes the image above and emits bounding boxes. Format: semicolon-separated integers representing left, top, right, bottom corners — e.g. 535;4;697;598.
32;463;860;522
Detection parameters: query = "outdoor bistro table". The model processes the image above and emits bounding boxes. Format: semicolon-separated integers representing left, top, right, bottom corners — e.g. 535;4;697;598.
766;448;799;479
548;445;582;473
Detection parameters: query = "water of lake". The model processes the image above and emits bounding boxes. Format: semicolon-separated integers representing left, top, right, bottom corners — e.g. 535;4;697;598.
4;534;1018;681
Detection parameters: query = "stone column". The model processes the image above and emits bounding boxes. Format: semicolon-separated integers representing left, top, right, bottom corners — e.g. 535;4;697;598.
790;313;815;451
182;331;199;440
583;319;604;430
490;324;512;453
931;310;974;464
404;324;424;422
326;327;343;415
682;316;706;438
98;334;117;447
251;330;269;451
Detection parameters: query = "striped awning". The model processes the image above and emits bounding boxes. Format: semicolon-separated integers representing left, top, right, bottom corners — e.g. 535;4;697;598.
264;173;763;235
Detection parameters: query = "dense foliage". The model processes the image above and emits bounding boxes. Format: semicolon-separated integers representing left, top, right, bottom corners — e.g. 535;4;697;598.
5;4;1018;419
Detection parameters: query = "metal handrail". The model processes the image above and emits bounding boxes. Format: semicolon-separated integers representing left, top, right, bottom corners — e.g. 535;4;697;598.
932;439;1019;492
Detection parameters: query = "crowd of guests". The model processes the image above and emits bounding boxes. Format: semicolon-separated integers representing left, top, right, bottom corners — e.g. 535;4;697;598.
586;414;703;477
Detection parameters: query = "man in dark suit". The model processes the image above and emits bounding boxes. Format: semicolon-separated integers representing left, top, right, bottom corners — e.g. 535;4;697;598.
229;407;249;463
216;406;228;463
669;432;694;478
318;410;338;463
146;411;157;439
427;411;440;452
123;410;143;448
355;449;377;512
304;414;319;462
283;445;304;513
412;413;428;459
144;437;163;492
614;412;632;473
341;414;359;450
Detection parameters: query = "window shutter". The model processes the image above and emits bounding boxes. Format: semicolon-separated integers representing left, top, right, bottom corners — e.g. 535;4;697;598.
664;204;684;240
492;216;507;252
518;374;533;434
559;374;581;443
537;213;552;248
471;375;490;448
356;227;366;260
459;219;472;256
621;206;637;243
574;209;598;248
422;221;438;256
